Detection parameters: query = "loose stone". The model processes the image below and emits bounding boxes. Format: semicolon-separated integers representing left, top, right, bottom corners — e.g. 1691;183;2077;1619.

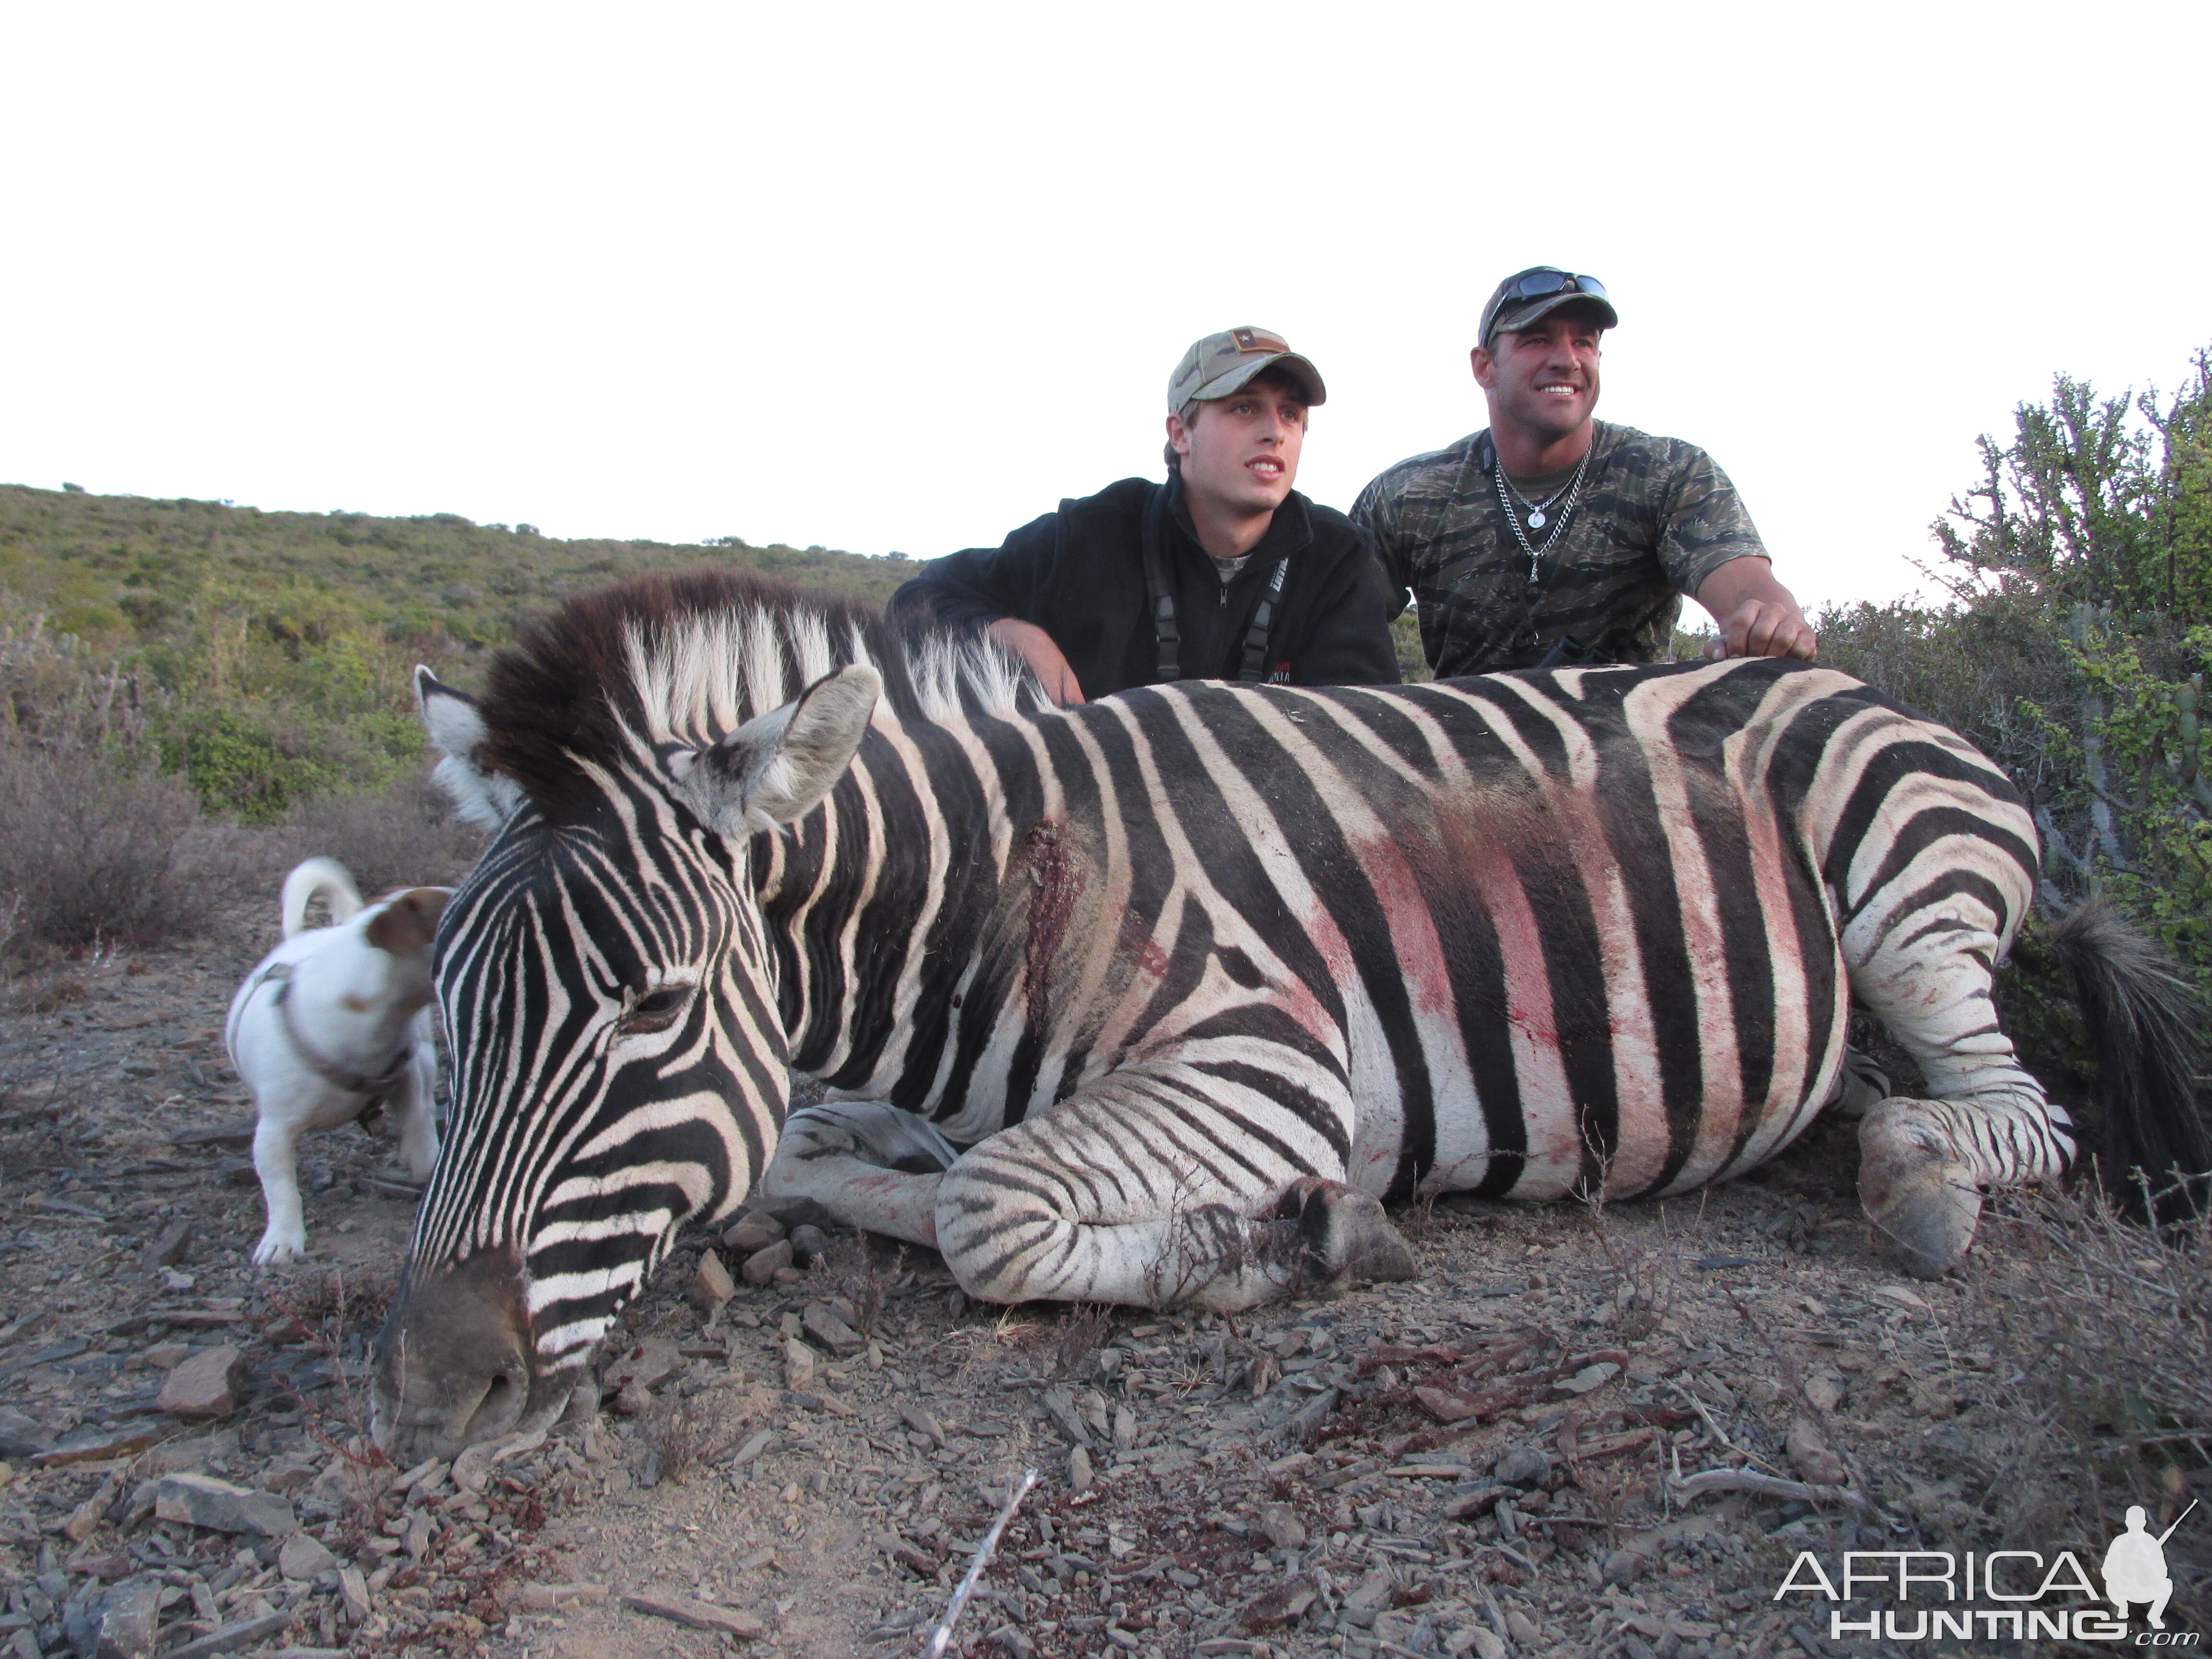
689;1250;737;1315
279;1532;337;1581
742;1240;794;1285
159;1346;246;1421
722;1213;787;1254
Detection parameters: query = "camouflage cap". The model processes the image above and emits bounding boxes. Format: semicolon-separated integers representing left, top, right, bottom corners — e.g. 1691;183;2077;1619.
1167;327;1326;412
1479;268;1619;348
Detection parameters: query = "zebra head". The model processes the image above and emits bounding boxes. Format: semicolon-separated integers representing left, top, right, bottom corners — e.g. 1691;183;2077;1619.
369;575;884;1462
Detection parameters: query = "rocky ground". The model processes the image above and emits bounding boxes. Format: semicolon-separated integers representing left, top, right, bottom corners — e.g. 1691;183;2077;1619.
0;890;2205;1659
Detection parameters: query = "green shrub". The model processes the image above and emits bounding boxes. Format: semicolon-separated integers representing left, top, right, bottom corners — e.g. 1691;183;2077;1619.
153;708;336;823
1820;348;2212;1096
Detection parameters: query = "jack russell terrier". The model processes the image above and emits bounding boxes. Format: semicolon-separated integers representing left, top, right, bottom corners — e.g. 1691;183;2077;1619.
226;858;450;1265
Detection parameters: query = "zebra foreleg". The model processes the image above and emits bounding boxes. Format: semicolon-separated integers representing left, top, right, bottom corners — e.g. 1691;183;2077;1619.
754;1101;960;1250
932;1077;1415;1311
1149;1177;1415;1311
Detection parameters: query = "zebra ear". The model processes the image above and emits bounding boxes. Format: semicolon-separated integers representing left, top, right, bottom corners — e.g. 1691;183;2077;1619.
667;664;881;832
415;665;525;830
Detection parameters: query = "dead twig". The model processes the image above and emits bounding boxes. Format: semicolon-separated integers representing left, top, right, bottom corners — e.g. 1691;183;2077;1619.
1669;1464;1872;1515
1455;1542;1538;1574
1665;1377;1790;1481
1415;1346;1628;1426
926;1466;1039;1659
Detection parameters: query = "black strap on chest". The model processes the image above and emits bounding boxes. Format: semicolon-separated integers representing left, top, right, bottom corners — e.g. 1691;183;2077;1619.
1238;557;1289;682
1141;484;1288;685
1140;487;1181;683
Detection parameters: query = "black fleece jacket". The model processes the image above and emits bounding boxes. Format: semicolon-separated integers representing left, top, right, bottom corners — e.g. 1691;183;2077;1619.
889;477;1402;698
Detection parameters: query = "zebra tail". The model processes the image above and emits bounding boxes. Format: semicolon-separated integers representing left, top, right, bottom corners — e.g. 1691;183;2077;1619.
2052;896;2212;1219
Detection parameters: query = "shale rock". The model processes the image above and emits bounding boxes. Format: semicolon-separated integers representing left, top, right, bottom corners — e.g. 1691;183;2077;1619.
278;1531;337;1580
153;1472;297;1537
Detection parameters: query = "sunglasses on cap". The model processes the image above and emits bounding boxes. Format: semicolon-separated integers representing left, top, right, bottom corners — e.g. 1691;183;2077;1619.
1500;268;1608;304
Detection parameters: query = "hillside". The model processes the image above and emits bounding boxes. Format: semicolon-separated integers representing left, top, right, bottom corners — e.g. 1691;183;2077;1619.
0;483;920;656
0;483;925;820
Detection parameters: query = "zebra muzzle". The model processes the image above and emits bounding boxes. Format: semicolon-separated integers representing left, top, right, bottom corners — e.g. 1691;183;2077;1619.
371;1245;554;1462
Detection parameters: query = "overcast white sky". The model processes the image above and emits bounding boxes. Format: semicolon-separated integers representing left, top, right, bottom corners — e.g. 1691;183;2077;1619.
4;2;2207;615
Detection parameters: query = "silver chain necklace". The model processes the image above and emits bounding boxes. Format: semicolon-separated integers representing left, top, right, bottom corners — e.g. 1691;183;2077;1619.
1495;448;1590;579
1500;464;1580;530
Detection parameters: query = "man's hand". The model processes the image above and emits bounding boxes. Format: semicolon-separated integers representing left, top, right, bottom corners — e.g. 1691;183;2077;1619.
986;618;1087;707
1693;557;1817;662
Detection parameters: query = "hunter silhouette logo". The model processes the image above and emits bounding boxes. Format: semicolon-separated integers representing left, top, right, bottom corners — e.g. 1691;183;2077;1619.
2106;1502;2194;1630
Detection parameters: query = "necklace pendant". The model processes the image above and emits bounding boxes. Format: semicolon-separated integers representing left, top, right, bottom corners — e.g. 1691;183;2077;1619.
1526;509;1546;529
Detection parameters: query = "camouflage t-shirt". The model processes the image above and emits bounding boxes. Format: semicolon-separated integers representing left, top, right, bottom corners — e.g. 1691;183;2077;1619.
1350;420;1768;677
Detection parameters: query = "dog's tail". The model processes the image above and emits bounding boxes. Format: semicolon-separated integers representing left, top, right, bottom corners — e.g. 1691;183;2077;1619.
281;858;364;938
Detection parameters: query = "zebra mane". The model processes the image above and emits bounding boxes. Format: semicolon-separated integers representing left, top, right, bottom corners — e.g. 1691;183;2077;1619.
471;567;1038;824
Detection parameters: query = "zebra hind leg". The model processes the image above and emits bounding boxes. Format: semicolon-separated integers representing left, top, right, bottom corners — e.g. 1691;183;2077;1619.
1845;910;2075;1279
754;1100;961;1251
1856;1100;1992;1279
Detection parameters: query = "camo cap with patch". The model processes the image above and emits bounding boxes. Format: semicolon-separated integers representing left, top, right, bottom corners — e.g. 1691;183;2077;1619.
1167;327;1326;411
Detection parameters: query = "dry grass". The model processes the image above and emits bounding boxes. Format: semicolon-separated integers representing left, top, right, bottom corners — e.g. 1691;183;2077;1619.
1989;1177;2212;1457
641;1389;746;1484
0;745;241;952
260;1266;402;1523
281;769;488;896
1946;1178;2212;1613
266;1262;401;1336
811;1232;890;1340
1016;1302;1114;1381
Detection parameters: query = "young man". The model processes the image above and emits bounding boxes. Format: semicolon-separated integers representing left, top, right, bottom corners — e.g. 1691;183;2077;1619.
1352;268;1816;678
890;328;1401;704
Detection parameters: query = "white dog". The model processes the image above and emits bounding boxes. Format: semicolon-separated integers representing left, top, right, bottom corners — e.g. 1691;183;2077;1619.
226;858;450;1265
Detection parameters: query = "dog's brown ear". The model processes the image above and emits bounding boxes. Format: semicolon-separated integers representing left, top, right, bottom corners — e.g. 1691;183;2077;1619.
365;887;453;957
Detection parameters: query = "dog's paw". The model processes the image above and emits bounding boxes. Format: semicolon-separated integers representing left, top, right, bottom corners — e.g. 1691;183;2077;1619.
252;1230;307;1267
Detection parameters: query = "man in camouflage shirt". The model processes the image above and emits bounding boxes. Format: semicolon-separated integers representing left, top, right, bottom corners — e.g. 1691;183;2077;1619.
1352;267;1816;677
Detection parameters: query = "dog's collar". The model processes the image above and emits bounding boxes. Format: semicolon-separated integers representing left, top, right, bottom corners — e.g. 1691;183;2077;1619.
252;961;417;1099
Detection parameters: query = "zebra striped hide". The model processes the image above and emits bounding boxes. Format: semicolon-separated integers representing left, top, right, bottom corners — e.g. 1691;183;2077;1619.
370;568;2203;1462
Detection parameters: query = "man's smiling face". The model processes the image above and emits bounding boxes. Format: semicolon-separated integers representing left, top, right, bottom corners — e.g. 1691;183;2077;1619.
1471;304;1605;445
1169;369;1308;519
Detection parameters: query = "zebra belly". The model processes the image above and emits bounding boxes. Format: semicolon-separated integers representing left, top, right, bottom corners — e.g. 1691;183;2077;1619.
1343;920;1850;1205
1321;781;1851;1204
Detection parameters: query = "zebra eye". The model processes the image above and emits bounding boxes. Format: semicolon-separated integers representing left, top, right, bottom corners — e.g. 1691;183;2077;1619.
619;984;694;1034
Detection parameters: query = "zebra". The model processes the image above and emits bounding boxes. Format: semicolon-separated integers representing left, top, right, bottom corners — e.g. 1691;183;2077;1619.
369;568;2206;1461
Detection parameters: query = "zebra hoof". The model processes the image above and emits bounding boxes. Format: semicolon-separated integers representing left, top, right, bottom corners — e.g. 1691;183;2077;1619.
1276;1178;1416;1290
1858;1102;1982;1279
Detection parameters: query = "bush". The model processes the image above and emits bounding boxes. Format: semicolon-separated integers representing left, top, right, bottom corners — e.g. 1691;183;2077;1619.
1821;348;2212;998
155;707;342;823
0;745;226;951
1808;351;2212;1135
280;770;488;896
